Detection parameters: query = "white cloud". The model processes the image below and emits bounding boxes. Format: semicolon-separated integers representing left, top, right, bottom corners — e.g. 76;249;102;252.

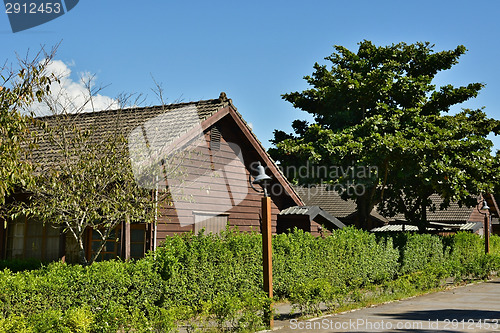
29;60;119;116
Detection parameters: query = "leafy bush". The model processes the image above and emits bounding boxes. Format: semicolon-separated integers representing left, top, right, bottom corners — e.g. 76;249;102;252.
273;227;399;309
1;228;499;331
152;229;268;330
0;258;43;272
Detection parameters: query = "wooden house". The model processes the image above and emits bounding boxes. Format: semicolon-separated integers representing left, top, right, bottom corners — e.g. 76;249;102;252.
371;193;500;236
0;93;341;263
296;185;499;235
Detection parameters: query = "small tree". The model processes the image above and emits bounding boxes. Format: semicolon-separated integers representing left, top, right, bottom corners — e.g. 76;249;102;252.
20;71;214;264
17;74;153;264
0;48;55;210
29;120;155;264
270;41;499;230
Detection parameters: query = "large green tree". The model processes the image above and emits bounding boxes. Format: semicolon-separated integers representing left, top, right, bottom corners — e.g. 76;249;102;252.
270;41;499;230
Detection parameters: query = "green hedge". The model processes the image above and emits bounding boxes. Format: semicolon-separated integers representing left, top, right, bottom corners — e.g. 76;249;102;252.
1;228;500;332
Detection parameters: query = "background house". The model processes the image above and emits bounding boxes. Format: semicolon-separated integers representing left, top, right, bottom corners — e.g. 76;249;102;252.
372;193;500;235
277;205;345;235
294;185;387;230
295;185;499;235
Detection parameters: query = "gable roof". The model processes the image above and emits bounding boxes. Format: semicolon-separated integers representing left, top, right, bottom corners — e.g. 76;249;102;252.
371;222;483;233
386;193;499;224
30;97;229;165
294;185;386;223
279;205;346;229
29;93;303;205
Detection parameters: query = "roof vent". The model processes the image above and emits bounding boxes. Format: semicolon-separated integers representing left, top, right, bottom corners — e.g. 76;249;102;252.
210;126;221;151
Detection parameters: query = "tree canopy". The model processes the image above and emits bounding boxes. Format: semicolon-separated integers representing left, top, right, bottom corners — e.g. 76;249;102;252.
25;114;155;264
16;74;156;265
270;41;499;230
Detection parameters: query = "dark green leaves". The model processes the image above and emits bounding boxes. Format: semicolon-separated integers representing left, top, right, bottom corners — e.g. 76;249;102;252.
271;41;497;230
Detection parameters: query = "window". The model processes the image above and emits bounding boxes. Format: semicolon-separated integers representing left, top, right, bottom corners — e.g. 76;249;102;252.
194;212;228;235
6;216;24;259
6;216;60;261
130;224;146;259
89;224;146;261
90;227;121;261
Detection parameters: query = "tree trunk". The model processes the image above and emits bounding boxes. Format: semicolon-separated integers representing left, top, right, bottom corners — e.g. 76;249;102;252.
77;238;88;265
418;199;428;233
356;193;376;230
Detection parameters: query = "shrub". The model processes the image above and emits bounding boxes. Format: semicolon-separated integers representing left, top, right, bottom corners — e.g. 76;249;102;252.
0;259;43;272
1;228;500;330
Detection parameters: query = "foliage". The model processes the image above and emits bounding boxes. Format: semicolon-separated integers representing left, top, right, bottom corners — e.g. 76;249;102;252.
272;227;399;309
0;229;500;330
22;116;155;264
388;233;446;276
270;41;500;230
445;232;496;279
10;71;164;265
0;48;56;209
0;260;172;333
0;258;43;272
153;229;268;331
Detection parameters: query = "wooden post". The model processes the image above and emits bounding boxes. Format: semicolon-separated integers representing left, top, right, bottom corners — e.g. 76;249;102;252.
122;216;131;261
485;212;490;254
262;196;273;328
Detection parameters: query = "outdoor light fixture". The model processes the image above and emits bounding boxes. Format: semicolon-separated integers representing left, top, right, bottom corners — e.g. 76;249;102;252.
478;197;491;254
481;200;490;211
250;161;273;328
250;161;272;197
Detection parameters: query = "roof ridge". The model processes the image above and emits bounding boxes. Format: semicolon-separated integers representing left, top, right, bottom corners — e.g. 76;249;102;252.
34;97;227;121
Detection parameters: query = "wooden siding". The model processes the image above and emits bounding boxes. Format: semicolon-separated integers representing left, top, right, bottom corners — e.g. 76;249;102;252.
468;208;487;224
155;115;297;241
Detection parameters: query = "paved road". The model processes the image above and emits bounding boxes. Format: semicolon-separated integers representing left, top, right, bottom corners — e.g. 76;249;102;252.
274;279;500;332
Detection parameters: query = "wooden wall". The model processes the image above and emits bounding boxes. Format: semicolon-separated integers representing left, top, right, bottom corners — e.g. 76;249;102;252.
468;209;487;224
155;115;297;241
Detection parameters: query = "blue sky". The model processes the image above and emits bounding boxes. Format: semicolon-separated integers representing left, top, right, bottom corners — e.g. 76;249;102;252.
2;1;500;150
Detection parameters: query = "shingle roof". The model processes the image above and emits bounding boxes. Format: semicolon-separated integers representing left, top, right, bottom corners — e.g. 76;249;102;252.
30;97;230;166
294;185;386;222
386;193;475;223
279;206;311;215
294;186;357;218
